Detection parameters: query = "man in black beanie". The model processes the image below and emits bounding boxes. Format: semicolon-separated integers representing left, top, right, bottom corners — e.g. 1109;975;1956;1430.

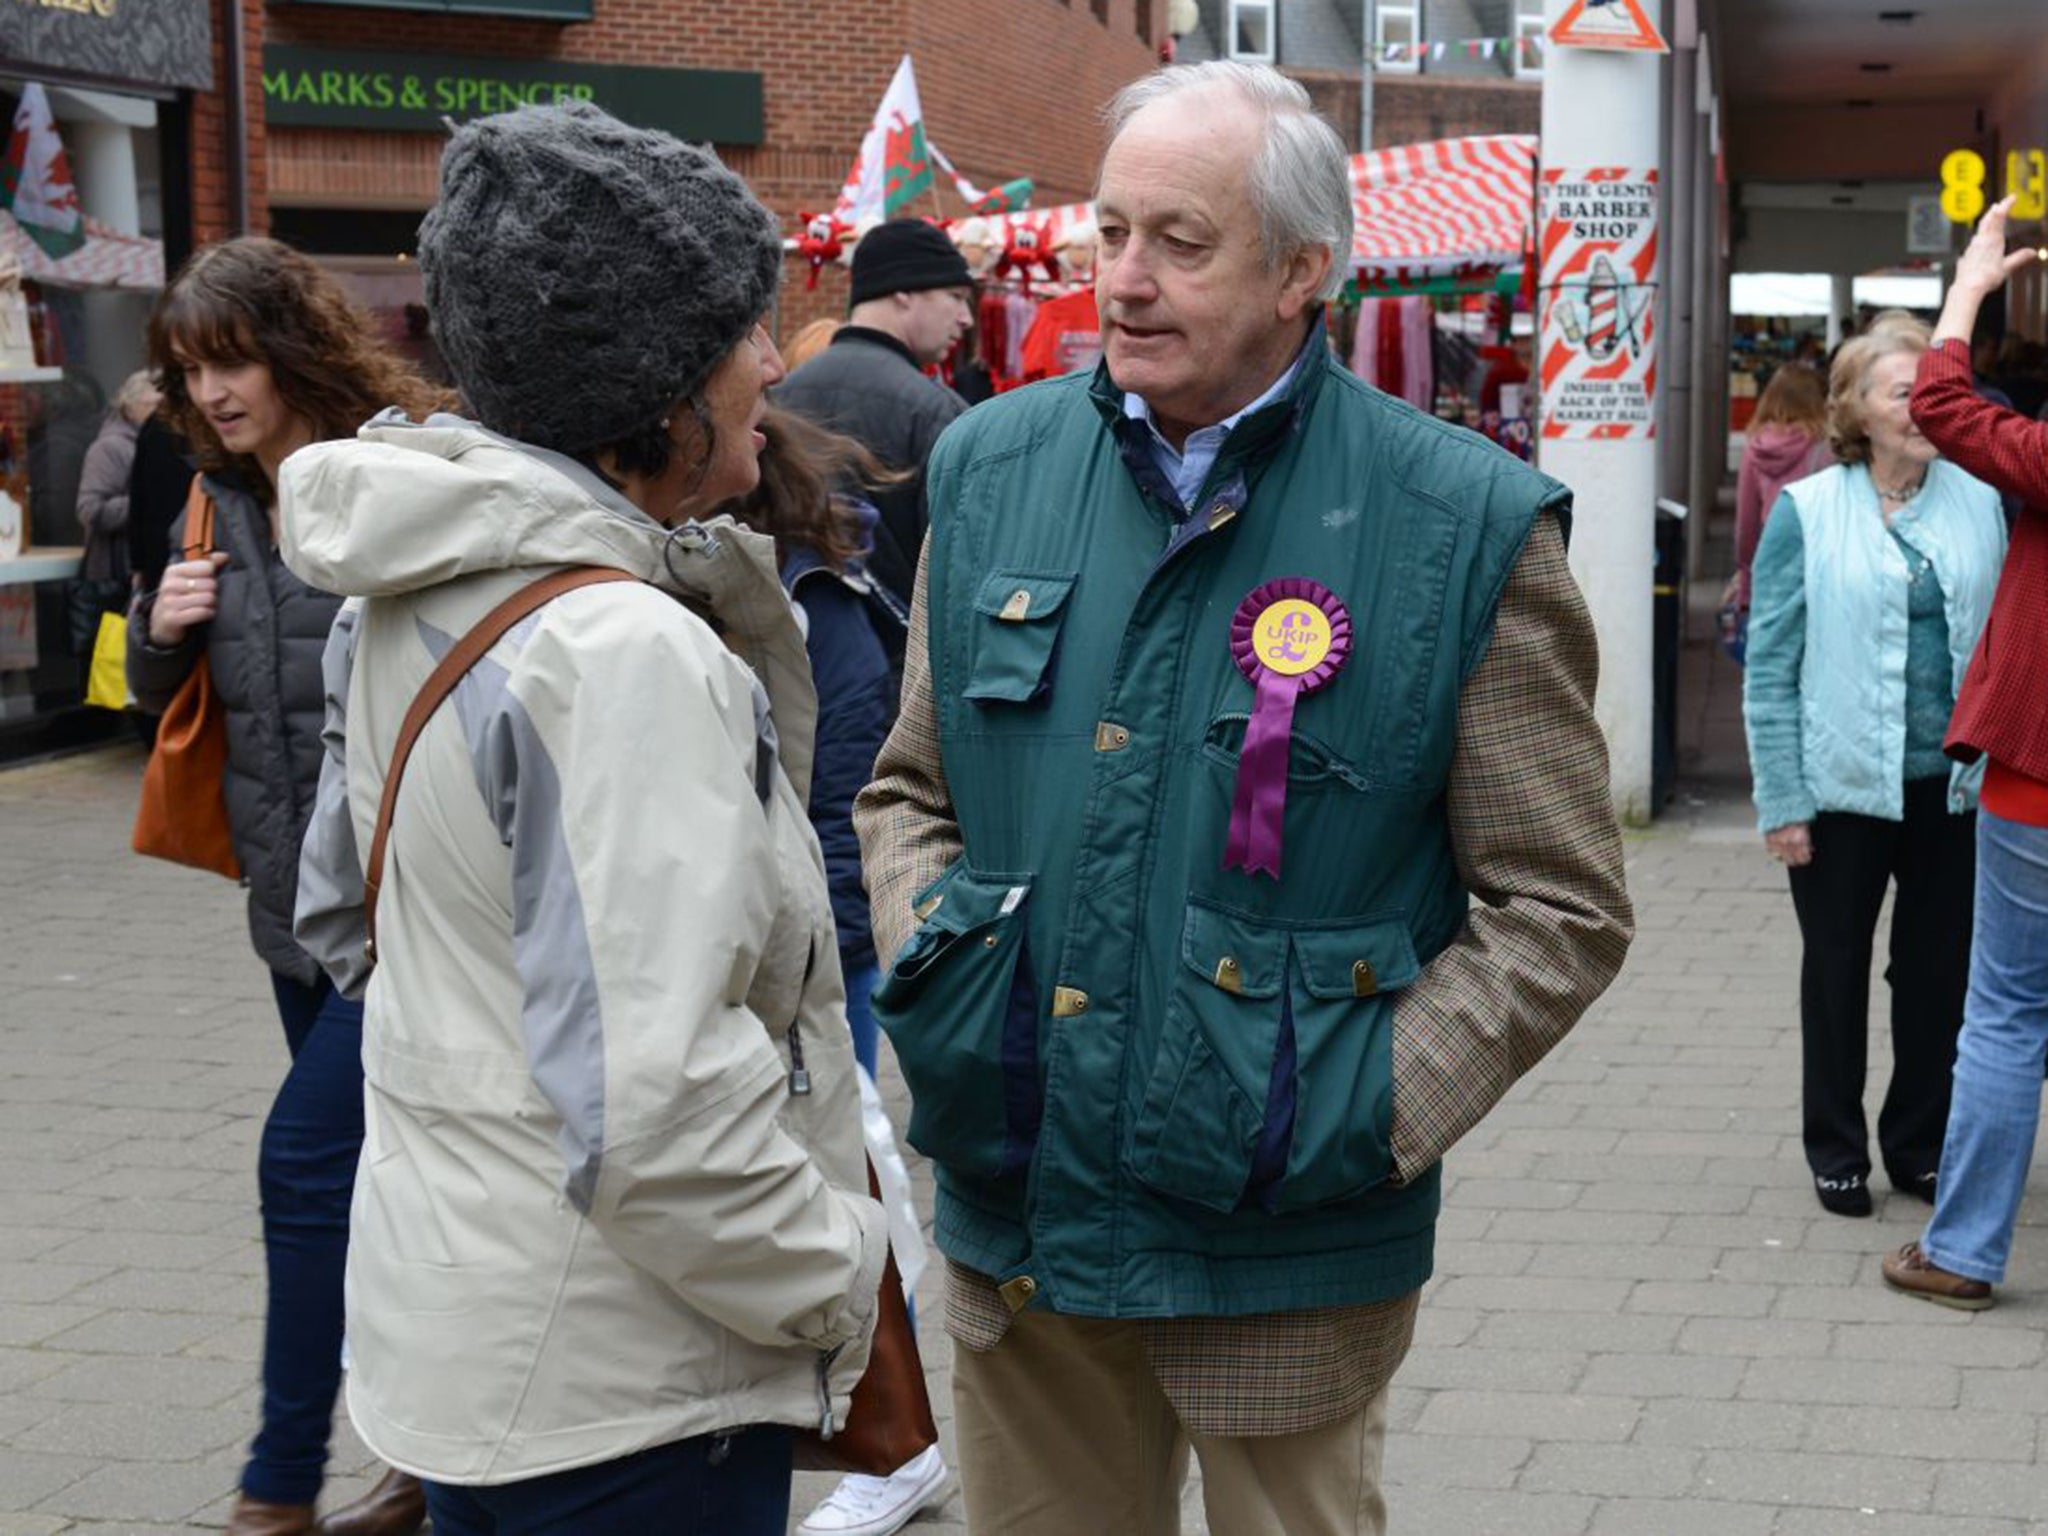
777;218;974;622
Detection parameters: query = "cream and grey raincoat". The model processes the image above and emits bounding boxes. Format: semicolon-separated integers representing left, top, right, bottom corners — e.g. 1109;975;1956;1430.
282;412;885;1486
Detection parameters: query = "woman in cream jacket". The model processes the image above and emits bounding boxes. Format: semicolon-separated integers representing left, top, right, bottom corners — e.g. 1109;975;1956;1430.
284;101;884;1534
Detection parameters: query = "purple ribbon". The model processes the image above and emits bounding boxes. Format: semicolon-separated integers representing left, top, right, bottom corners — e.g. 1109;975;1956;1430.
1223;578;1352;881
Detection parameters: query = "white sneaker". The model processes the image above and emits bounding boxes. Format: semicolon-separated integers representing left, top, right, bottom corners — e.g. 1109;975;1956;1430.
796;1446;950;1536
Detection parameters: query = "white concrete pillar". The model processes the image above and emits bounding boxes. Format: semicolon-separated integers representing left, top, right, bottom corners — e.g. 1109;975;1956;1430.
1826;273;1854;350
1663;40;1698;549
1537;2;1667;825
68;121;141;236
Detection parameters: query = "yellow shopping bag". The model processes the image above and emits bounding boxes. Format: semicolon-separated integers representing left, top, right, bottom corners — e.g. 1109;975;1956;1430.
84;610;130;711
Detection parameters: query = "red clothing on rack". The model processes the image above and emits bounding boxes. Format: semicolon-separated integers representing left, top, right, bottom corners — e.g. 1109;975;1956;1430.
1019;289;1102;383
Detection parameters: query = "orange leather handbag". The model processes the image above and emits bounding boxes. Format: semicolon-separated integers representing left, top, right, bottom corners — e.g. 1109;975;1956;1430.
131;486;241;880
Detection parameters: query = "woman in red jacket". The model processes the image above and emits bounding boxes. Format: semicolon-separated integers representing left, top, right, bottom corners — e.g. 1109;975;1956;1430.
1884;196;2048;1311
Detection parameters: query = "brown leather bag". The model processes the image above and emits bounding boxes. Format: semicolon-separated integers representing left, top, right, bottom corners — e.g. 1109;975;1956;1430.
131;486;241;880
362;565;937;1477
793;1156;939;1476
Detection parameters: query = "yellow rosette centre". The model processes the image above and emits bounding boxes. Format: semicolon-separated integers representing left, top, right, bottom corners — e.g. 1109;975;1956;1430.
1253;598;1333;677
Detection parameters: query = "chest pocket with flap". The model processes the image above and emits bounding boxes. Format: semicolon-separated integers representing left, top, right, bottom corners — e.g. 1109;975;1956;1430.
962;570;1078;706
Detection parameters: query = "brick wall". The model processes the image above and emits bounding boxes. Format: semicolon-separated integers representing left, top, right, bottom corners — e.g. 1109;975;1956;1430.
262;0;1161;338
1369;72;1536;147
190;0;271;243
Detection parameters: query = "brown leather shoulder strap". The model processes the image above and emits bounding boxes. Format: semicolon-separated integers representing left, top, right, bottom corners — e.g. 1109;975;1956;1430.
363;566;638;965
181;482;215;560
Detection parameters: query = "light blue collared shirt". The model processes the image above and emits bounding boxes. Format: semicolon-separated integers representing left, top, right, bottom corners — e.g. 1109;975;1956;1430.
1122;327;1319;511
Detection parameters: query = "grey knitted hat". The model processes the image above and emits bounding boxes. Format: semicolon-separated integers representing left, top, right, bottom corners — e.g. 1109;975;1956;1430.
418;100;782;454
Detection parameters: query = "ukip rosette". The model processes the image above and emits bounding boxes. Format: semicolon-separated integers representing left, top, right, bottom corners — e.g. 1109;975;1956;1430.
1225;577;1353;879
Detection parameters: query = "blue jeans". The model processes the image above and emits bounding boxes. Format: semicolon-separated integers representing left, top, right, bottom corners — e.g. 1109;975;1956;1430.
241;970;366;1505
422;1427;792;1535
844;958;881;1078
1922;809;2048;1284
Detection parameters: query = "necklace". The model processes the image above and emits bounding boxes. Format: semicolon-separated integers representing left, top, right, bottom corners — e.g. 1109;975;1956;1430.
1873;468;1925;501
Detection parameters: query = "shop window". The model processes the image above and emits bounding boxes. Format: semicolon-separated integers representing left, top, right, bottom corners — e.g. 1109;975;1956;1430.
1230;0;1275;61
1377;2;1420;74
1514;11;1546;78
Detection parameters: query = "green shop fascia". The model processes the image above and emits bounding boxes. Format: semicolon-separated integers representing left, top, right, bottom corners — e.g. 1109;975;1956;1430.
261;45;764;143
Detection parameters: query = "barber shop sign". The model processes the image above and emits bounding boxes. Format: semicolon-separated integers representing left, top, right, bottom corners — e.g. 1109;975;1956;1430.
1538;167;1659;442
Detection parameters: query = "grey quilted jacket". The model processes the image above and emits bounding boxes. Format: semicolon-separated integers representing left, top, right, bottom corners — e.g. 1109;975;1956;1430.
127;474;340;983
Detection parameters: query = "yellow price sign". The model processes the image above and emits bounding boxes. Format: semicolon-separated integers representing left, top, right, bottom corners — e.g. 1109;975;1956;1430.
1942;149;1987;224
2009;148;2048;221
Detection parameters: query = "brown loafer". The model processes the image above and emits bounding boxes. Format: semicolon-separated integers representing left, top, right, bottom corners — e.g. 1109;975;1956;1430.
315;1468;426;1536
1882;1241;1994;1311
225;1495;317;1536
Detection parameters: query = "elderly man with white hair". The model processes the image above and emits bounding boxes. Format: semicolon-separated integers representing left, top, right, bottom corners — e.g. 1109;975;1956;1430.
856;62;1633;1535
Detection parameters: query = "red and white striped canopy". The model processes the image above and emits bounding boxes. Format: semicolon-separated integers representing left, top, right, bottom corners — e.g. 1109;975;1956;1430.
2;214;164;292
1349;134;1537;282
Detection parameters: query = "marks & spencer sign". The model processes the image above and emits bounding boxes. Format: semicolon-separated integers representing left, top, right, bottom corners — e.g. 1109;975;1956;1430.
1;0;213;92
282;0;594;17
261;46;764;144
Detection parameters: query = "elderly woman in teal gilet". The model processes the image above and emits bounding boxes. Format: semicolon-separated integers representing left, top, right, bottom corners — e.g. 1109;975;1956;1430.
1744;313;2007;1220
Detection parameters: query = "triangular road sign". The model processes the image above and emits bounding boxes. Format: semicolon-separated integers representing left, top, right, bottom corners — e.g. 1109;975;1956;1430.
1551;0;1668;52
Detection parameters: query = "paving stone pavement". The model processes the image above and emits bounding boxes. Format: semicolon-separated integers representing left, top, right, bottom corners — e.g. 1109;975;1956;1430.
4;622;2048;1535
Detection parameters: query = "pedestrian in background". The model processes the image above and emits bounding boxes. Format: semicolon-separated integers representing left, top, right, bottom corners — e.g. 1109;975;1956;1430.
285;101;884;1535
1722;363;1831;661
720;408;951;1536
70;369;158;652
778;218;974;630
723;407;903;1084
1883;197;2048;1309
783;317;843;373
129;236;441;1536
1744;313;2007;1219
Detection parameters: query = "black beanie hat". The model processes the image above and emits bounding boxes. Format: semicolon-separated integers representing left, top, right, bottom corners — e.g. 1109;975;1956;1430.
419;100;782;454
849;219;975;308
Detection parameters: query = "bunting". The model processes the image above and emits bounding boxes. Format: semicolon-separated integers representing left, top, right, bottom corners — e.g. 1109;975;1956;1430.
1378;34;1544;66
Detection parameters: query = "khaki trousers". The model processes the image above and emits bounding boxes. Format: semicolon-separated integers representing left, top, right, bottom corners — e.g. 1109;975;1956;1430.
952;1308;1390;1536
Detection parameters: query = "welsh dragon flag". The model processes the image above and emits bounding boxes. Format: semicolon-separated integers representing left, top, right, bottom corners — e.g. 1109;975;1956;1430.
2;85;85;260
834;56;935;224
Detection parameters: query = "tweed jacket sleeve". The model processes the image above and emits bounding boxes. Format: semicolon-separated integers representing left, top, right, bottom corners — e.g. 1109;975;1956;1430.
1386;512;1633;1181
853;538;963;970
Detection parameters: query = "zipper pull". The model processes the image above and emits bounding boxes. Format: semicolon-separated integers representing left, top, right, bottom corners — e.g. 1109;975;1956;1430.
786;1021;811;1095
815;1344;843;1438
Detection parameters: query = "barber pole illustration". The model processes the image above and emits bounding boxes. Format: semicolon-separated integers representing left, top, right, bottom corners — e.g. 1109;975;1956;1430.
1538;166;1659;441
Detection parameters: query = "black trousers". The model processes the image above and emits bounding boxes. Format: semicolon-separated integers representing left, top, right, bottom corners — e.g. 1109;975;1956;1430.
1786;777;1975;1182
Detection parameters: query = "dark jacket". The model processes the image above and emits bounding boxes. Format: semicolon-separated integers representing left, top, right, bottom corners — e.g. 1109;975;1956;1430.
75;410;139;583
125;415;197;593
774;327;966;611
784;540;899;972
127;474;341;982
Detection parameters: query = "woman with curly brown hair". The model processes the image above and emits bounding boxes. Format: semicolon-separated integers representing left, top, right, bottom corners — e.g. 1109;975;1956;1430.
127;236;442;1536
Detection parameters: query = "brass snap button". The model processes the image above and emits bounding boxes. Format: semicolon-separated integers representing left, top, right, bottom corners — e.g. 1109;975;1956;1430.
998;1274;1039;1312
1214;955;1243;993
1352;960;1378;997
